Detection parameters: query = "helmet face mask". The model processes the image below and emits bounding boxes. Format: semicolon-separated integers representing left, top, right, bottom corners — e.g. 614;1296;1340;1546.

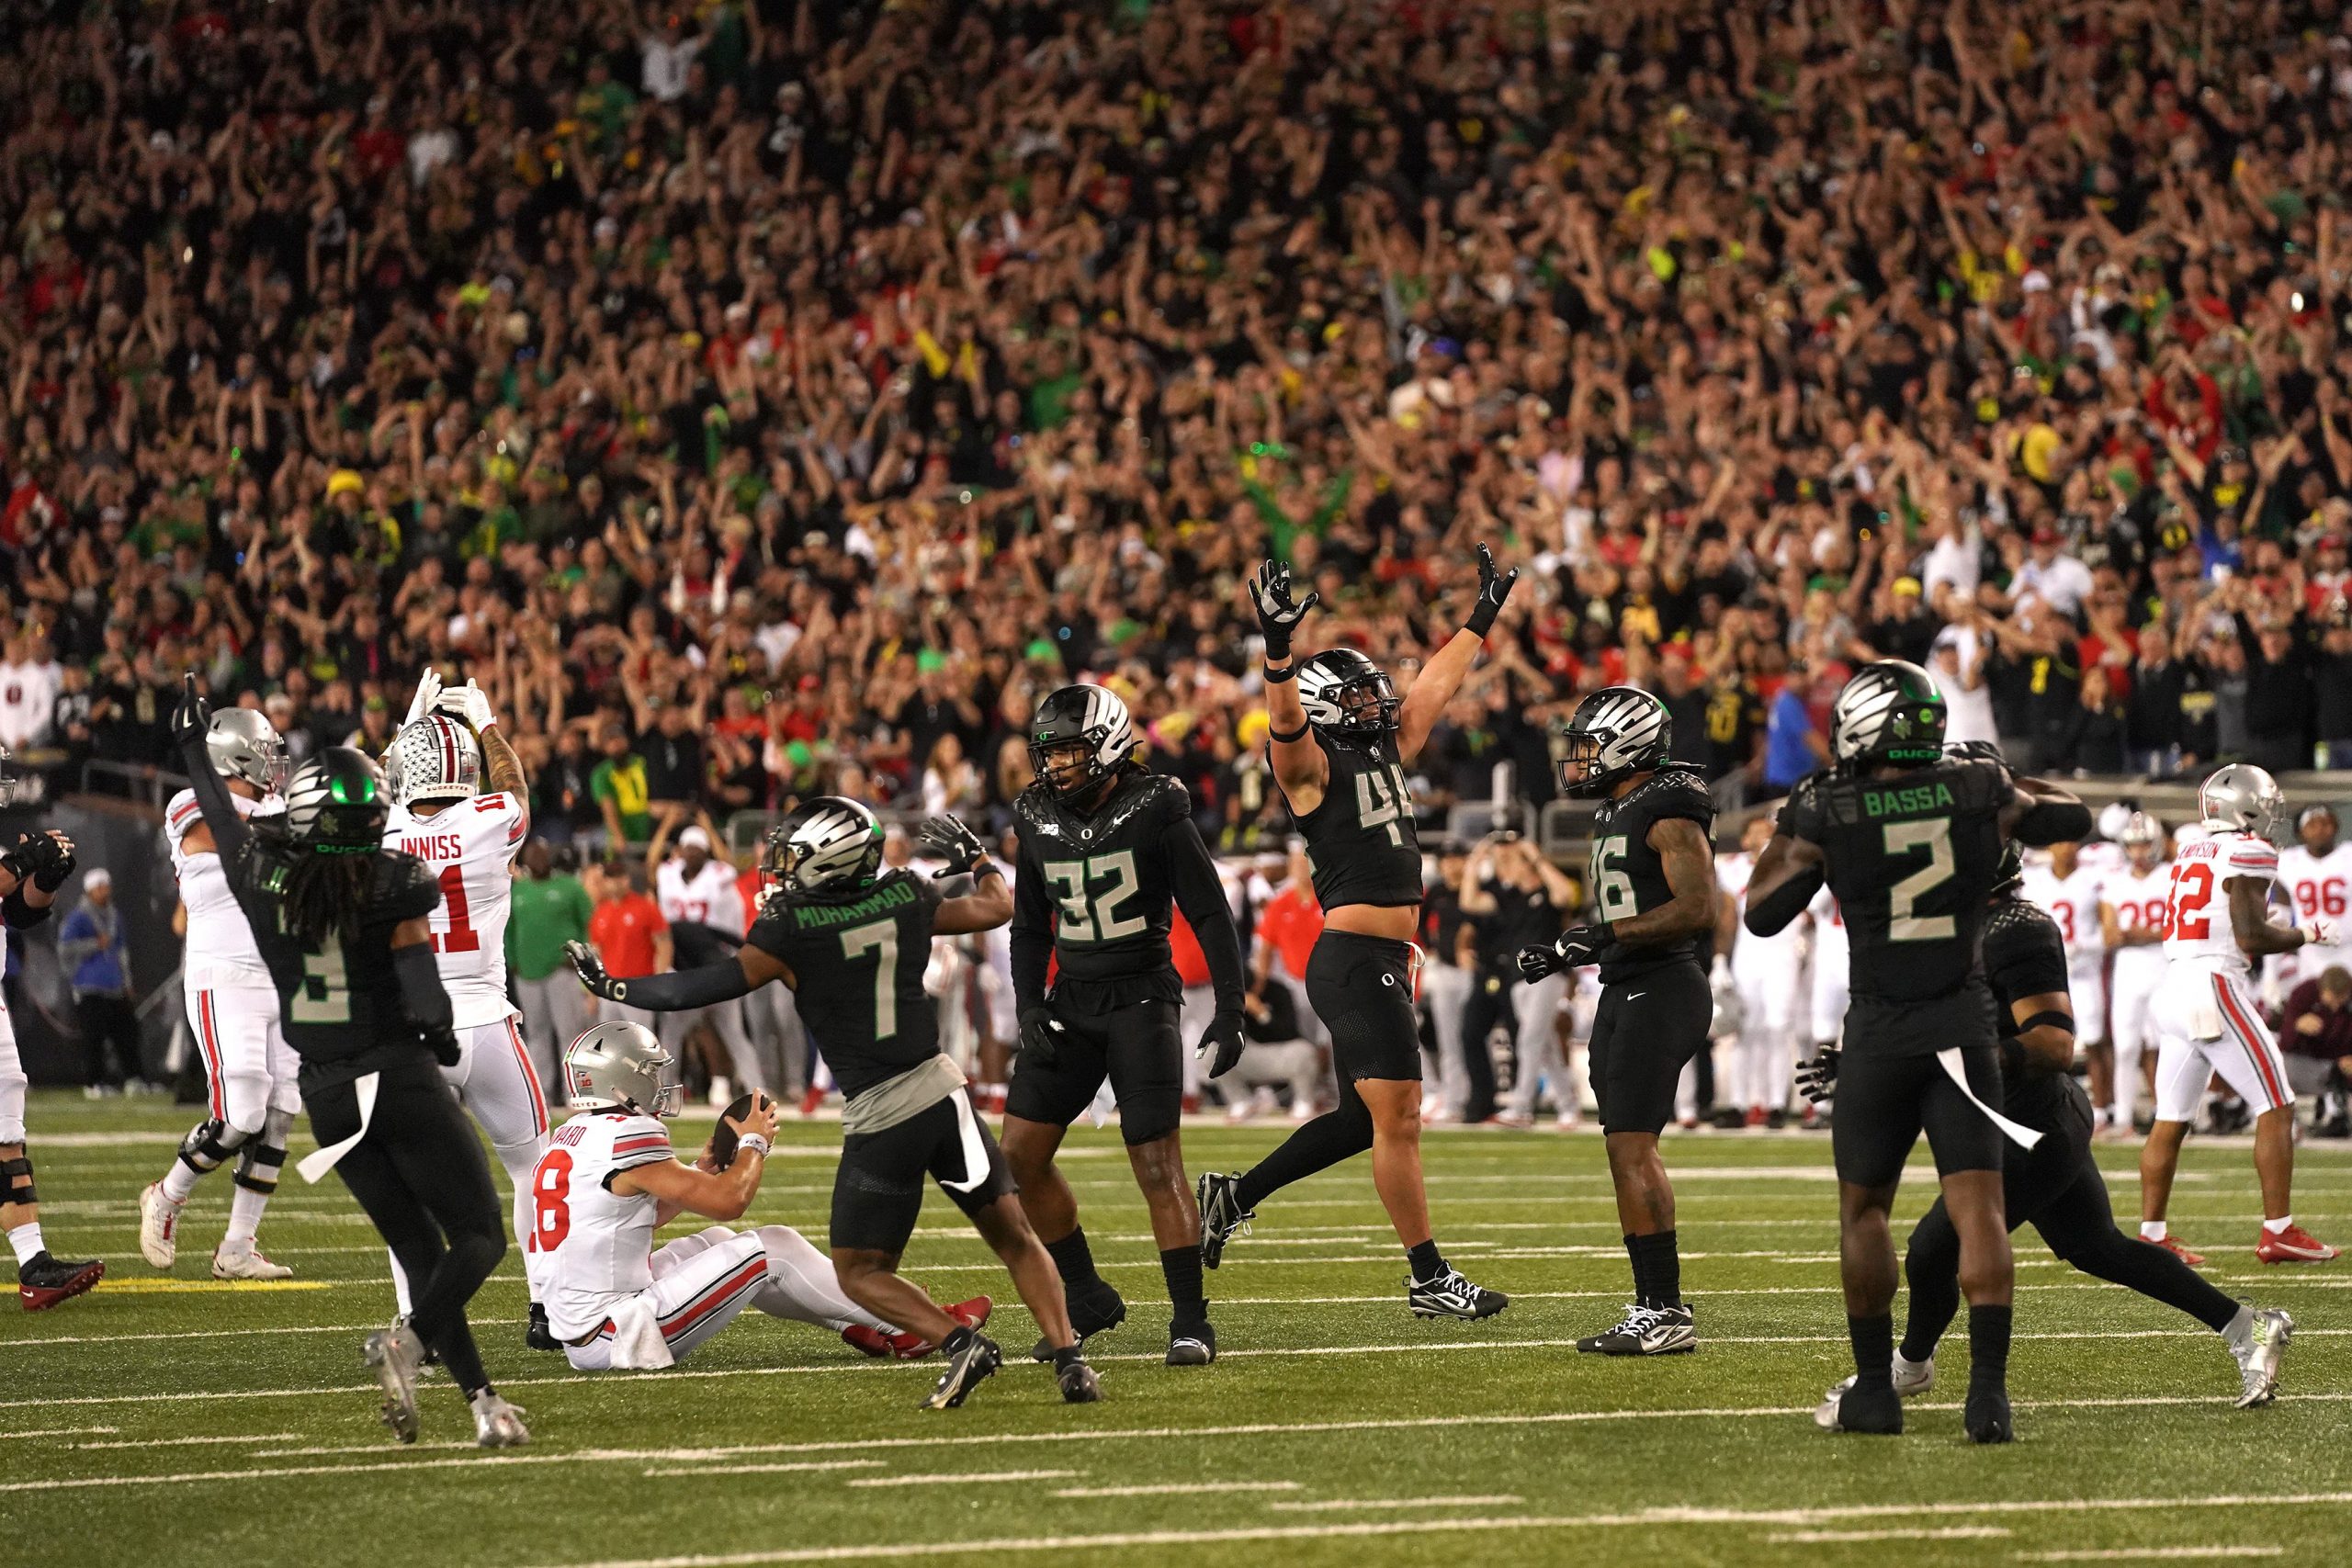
1296;650;1398;738
1026;684;1135;801
2299;804;2339;853
1831;660;1948;772
1556;686;1672;799
564;1021;682;1118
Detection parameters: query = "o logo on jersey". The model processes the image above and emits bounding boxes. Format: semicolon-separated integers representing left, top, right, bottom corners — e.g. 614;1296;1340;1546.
1381;973;1396;987
1081;828;1094;842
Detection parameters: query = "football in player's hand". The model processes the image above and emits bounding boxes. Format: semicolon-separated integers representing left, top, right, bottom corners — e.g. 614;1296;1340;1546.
708;1091;775;1168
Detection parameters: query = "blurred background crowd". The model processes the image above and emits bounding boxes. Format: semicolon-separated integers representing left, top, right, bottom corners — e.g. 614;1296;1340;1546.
10;0;2352;858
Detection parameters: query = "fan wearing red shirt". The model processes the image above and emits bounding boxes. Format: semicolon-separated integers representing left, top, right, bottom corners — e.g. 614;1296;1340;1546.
586;863;671;1032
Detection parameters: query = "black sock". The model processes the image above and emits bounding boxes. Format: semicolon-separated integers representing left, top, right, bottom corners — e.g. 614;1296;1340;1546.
1045;1227;1101;1290
1849;1312;1894;1393
1160;1247;1206;1322
1967;1304;2012;1392
1407;1239;1447;1283
1232;1100;1376;1213
942;1325;975;1356
1052;1343;1086;1371
1626;1230;1681;1309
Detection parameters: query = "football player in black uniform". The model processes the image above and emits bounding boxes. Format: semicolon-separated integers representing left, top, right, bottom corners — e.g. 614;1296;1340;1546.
1743;660;2090;1442
569;798;1100;1407
1516;686;1716;1356
1004;684;1247;1367
1807;842;2295;1419
1197;547;1518;1320
168;677;526;1448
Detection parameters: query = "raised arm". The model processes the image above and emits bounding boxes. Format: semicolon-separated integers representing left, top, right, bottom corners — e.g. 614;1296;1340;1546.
1396;544;1519;764
170;675;253;863
918;816;1013;934
1251;559;1329;807
2001;777;2093;847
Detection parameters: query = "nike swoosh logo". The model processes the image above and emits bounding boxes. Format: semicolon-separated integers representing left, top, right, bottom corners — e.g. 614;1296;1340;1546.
1625;992;1645;1001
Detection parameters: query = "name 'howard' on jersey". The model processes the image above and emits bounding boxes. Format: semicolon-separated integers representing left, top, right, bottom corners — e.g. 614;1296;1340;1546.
1285;729;1424;910
1781;756;2013;1004
745;869;944;1099
1588;764;1713;983
1012;769;1194;999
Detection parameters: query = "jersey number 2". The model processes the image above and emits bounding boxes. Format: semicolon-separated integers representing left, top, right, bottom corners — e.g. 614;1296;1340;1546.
1883;820;1956;942
841;919;900;1042
2166;863;2215;941
527;1148;572;1253
434;865;481;954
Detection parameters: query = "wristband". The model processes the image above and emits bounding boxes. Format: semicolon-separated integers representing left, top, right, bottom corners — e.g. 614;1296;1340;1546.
1263;662;1297;683
1270;720;1309;744
971;859;1003;881
734;1133;772;1158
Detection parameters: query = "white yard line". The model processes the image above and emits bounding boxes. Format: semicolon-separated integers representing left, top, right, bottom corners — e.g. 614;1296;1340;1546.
843;1471;1080;1488
2015;1551;2283;1562
1051;1482;1298;1498
1269;1496;1523;1512
0;1427;115;1439
639;1462;888;1479
73;1432;298;1450
1768;1529;2013;1543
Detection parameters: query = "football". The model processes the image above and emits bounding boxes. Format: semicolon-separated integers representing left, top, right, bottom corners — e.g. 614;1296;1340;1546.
707;1092;762;1169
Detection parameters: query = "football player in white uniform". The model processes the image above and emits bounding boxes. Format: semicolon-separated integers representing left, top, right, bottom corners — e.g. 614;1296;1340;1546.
0;797;105;1309
1714;816;1806;1125
1804;884;1848;1124
383;674;558;1346
2019;840;2111;1114
2098;813;2172;1134
2141;766;2339;1266
650;820;765;1101
138;709;299;1280
2274;805;2352;993
535;1023;905;1372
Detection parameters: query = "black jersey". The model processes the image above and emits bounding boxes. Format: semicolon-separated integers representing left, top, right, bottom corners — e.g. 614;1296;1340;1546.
1419;882;1471;964
1589;764;1713;984
1286;729;1423;910
1982;893;2078;1130
232;845;444;1076
747;869;943;1100
1781;756;2013;1005
1012;767;1243;1017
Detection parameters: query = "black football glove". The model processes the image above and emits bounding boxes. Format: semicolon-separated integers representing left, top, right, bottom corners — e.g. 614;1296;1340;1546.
1195;1010;1247;1079
1250;558;1318;661
565;939;626;1002
1795;1044;1840;1105
170;672;210;750
1518;924;1609;984
1018;1006;1064;1070
19;831;75;894
917;814;988;874
421;1022;461;1067
1464;542;1520;637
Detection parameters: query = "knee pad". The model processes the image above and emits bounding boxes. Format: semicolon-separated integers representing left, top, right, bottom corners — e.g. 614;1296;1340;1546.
177;1118;251;1175
1;1154;35;1208
232;1107;295;1196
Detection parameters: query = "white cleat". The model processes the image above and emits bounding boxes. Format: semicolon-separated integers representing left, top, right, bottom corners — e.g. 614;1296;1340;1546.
137;1183;181;1269
2230;1305;2293;1409
363;1321;428;1443
212;1241;293;1280
470;1391;531;1449
1814;1351;1935;1426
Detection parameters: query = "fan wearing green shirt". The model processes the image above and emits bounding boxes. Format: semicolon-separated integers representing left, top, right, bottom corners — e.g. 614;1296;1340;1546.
591;728;652;845
507;840;596;1100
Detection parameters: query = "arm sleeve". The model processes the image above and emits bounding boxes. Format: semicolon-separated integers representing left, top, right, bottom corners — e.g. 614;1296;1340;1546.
178;728;252;862
2012;796;2095;847
1010;833;1054;1016
604;955;759;1011
394;941;454;1032
1743;861;1823;937
1;890;50;930
1984;904;2071;1007
1165;817;1246;1016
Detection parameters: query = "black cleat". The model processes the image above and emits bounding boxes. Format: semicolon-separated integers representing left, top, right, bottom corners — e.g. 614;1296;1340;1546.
1197;1171;1254;1269
16;1251;104;1312
1030;1280;1127;1360
1167;1318;1216;1366
526;1302;560;1352
1057;1358;1102;1403
921;1332;1002;1410
1577;1303;1697;1356
1816;1382;1904;1435
1965;1387;2014;1444
1406;1268;1509;1320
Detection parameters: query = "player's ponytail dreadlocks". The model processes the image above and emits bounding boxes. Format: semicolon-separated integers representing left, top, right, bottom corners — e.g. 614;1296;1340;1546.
274;851;380;948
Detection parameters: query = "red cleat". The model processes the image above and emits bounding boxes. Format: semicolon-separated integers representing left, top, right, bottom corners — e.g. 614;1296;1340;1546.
17;1253;104;1312
2255;1224;2339;1264
2147;1234;2205;1267
1744;1105;1770;1128
946;1295;993;1333
798;1085;826;1117
840;1324;927;1359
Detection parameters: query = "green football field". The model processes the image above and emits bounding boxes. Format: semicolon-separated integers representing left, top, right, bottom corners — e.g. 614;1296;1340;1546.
4;1092;2348;1568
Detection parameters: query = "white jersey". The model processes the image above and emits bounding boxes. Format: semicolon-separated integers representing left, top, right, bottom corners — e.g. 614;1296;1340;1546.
2162;825;2278;977
167;786;285;987
534;1110;675;1340
385;792;527;1027
2101;861;2174;988
1807;883;1849;975
2020;861;2107;975
656;857;748;939
1719;852;1806;968
2275;843;2352;981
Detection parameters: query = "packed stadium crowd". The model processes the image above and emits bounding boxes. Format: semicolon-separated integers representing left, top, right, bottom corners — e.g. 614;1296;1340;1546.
8;0;2352;847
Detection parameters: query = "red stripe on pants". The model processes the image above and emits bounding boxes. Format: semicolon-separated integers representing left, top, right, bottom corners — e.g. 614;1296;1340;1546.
2213;975;2287;1107
507;1019;548;1135
197;992;224;1120
660;1257;769;1342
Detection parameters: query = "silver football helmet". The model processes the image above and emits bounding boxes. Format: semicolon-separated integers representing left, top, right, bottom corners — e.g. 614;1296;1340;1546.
763;795;884;896
565;1021;681;1118
385;714;481;807
2119;810;2165;850
2199;763;2285;840
0;743;27;807
206;707;291;794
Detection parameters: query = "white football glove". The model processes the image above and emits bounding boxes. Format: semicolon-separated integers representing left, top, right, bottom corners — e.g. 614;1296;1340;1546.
437;677;498;732
403;669;445;727
2301;916;2339;948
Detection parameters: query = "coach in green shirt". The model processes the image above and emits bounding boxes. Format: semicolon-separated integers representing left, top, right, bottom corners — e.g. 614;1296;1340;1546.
508;839;595;1097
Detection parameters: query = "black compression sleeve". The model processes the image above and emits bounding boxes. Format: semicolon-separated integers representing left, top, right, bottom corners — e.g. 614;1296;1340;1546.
1743;862;1823;937
1165;818;1246;1016
179;727;252;862
2013;798;2094;847
393;942;454;1031
1009;835;1054;1015
604;956;757;1010
1;889;49;930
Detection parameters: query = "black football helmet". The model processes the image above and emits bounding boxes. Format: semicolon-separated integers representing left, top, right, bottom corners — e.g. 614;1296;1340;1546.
279;748;390;854
1295;649;1399;738
763;795;884;897
1027;684;1136;800
1830;660;1948;771
1556;686;1672;799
